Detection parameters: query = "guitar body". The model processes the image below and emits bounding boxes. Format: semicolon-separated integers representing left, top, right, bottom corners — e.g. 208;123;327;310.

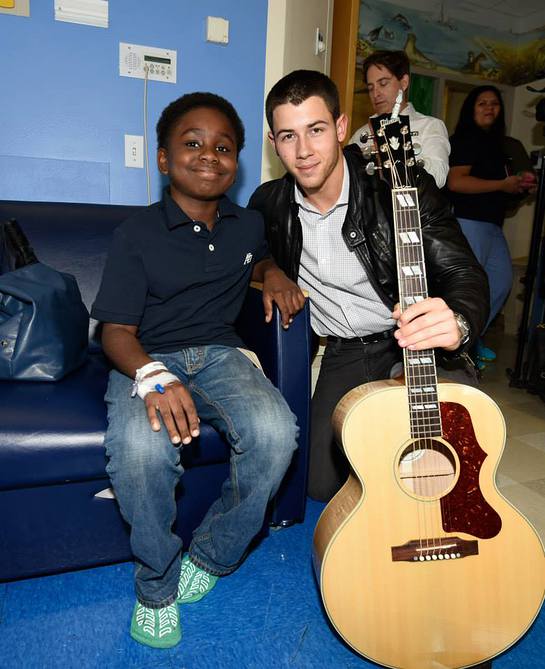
313;380;545;669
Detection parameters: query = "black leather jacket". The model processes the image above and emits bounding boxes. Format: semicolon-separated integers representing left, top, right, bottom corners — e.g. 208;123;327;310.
248;144;489;352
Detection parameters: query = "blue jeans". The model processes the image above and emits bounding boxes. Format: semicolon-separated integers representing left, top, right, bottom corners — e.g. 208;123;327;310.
103;345;298;608
458;218;512;332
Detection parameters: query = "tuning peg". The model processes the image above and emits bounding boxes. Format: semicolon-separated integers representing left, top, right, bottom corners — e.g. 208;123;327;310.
359;132;371;144
365;162;376;176
362;147;375;160
413;142;422;156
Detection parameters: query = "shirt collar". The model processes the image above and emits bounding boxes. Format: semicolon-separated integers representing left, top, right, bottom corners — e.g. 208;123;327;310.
371;101;415;119
162;187;238;230
294;157;350;215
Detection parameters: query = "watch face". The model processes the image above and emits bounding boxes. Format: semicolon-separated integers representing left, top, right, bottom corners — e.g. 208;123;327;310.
455;314;470;342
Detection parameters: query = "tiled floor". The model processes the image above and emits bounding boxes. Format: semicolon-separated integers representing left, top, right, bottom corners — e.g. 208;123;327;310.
0;328;544;668
479;325;545;545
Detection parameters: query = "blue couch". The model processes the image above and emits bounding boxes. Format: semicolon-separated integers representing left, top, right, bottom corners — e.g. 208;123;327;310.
0;200;311;581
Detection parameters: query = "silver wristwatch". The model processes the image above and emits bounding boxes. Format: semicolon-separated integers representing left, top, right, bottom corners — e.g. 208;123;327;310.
453;312;470;346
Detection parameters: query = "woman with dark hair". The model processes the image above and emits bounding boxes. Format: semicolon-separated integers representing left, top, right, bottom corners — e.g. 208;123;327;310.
447;85;536;367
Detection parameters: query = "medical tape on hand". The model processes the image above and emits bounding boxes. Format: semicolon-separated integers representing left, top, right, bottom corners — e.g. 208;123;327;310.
131;361;167;397
134;370;180;400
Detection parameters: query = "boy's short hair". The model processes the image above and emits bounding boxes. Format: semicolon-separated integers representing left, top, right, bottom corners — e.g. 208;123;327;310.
156;92;245;154
362;50;410;83
265;70;340;131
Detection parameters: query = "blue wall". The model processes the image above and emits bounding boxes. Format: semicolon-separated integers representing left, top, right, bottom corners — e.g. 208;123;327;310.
0;1;268;206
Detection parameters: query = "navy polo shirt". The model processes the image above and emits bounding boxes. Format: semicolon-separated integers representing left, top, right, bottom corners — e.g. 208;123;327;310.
91;188;269;353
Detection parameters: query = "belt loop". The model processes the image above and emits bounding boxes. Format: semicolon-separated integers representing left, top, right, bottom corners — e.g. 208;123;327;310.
330;337;342;354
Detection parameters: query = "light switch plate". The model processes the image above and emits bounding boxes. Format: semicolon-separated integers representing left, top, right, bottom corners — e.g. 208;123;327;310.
206;16;229;44
124;134;143;169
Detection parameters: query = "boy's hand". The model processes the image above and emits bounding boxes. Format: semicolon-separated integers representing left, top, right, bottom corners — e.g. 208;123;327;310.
392;297;462;352
262;267;306;328
144;381;200;446
252;258;306;328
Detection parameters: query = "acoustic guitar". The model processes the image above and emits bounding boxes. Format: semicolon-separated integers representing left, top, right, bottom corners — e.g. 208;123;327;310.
313;111;545;668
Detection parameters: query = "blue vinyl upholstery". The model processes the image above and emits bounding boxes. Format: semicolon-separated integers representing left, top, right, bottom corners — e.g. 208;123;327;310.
0;200;311;581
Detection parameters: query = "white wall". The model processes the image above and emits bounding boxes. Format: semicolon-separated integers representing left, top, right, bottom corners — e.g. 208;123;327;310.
260;0;333;183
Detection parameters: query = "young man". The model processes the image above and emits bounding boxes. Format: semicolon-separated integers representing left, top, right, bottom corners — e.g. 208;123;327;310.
349;50;450;188
248;70;488;505
91;93;304;648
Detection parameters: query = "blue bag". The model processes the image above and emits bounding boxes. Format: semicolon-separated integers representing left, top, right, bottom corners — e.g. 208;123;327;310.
0;220;89;381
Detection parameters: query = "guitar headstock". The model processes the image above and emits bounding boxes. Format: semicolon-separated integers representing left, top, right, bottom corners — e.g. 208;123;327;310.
369;114;417;189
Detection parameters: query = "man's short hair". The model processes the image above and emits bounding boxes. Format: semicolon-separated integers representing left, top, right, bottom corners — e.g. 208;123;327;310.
362;50;410;83
156;92;245;155
265;70;340;131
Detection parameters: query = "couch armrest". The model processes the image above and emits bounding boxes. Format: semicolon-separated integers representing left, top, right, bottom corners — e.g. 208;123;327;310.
236;282;311;525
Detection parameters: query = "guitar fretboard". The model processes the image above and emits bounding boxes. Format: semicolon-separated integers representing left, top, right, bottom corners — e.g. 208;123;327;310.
393;187;442;438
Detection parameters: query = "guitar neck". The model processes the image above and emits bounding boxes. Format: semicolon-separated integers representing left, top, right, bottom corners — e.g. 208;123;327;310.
392;186;442;438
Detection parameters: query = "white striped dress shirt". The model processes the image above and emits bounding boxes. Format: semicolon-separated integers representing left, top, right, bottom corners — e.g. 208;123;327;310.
295;158;394;338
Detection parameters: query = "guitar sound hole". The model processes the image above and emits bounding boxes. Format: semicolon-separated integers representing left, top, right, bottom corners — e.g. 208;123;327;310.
398;440;456;499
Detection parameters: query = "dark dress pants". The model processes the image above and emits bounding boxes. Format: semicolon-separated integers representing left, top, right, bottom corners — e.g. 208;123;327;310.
308;336;401;502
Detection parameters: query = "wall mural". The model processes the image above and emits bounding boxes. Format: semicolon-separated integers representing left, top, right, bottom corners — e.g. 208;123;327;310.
357;0;545;87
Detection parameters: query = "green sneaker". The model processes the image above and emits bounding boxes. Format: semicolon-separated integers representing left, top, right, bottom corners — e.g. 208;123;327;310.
177;554;218;604
130;601;181;648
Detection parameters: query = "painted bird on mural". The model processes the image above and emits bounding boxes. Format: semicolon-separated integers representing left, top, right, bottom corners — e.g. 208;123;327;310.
403;33;436;68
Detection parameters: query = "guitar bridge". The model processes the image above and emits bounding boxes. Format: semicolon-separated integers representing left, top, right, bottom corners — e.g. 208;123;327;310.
391;537;478;562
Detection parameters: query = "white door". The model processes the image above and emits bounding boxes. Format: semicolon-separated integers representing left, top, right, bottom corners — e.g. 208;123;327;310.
260;0;333;182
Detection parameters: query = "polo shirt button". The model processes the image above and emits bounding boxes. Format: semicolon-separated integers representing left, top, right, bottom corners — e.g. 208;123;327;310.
193;224;201;232
349;231;357;239
209;244;215;252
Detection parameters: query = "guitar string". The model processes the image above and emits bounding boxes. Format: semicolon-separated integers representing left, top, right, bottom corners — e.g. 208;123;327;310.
355;126;428;554
407;184;444;556
405;186;436;555
406;137;448;556
396;143;434;556
390;134;429;556
403;141;451;555
411;192;443;556
404;135;453;550
390;123;449;557
384;129;431;556
402;188;435;557
380;131;422;551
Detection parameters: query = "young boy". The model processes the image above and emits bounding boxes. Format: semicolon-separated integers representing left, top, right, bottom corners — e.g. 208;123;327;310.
91;92;304;648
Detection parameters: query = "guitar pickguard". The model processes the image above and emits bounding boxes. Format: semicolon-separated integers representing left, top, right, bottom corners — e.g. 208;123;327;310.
440;401;502;539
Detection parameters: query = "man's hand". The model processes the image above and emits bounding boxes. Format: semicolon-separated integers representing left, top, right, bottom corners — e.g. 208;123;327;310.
253;259;306;328
392;297;462;352
144;381;200;446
